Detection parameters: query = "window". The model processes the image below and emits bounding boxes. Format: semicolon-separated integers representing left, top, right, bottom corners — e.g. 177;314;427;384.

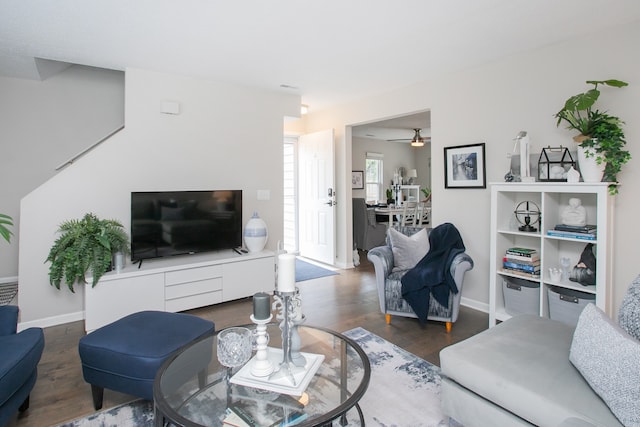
283;137;298;253
365;153;384;203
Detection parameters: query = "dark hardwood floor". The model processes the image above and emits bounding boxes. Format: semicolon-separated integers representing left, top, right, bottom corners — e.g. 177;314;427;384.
10;251;487;427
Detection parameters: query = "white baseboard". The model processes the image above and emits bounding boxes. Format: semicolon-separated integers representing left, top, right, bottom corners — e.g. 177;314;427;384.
461;297;489;314
0;275;18;284
18;310;84;332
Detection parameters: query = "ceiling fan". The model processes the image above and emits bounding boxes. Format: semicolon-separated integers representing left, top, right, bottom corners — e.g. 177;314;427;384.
388;128;430;147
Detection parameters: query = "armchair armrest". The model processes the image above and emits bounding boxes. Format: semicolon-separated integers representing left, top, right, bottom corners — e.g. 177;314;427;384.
368;245;394;276
368;245;394;313
0;305;19;336
448;253;474;323
450;253;474;285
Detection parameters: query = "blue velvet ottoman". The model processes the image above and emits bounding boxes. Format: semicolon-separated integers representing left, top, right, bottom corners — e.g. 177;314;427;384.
78;310;215;409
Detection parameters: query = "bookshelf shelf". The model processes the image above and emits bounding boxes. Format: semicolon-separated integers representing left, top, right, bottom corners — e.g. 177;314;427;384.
489;182;613;327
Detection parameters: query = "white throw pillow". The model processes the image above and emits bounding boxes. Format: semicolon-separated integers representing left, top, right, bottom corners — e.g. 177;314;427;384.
388;227;429;272
569;303;640;426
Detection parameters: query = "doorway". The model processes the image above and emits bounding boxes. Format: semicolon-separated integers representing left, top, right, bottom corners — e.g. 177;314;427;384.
283;130;336;266
350;111;431;241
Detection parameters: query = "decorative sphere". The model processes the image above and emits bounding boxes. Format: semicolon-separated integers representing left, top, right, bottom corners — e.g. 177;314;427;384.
514;201;541;232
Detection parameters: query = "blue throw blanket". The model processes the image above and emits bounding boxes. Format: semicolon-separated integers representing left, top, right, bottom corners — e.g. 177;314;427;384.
401;223;465;323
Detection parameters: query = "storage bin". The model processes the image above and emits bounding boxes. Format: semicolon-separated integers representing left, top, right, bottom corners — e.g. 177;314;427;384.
503;277;540;316
547;286;595;326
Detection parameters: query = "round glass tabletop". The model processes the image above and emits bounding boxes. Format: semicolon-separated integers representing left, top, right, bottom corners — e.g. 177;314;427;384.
153;323;371;426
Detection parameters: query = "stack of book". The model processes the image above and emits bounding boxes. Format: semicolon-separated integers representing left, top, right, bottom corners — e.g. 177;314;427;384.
547;224;597;240
223;389;308;427
502;247;540;278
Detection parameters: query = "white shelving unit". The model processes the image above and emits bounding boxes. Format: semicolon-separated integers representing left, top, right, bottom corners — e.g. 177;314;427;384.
400;185;421;202
489;182;613;327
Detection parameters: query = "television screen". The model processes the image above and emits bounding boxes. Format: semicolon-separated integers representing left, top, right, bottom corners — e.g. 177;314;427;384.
131;190;242;261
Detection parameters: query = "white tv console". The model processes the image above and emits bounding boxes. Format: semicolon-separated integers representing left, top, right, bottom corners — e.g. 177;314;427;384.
84;250;275;332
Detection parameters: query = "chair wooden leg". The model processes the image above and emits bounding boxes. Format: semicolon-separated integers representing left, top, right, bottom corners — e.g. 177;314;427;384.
445;322;452;333
91;384;104;410
385;314;391;324
18;395;29;412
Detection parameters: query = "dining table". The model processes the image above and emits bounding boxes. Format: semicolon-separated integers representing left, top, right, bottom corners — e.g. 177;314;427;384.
374;204;430;226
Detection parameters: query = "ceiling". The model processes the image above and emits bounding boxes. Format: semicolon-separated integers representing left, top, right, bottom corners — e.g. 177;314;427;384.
1;0;639;119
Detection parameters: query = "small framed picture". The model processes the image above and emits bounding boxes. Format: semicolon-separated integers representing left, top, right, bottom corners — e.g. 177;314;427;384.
444;143;486;189
352;171;364;189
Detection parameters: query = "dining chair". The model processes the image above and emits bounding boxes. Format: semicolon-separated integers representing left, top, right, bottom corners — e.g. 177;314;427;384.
400;201;419;226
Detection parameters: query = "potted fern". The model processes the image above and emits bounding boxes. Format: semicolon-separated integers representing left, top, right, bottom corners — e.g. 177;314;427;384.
554;79;630;194
0;214;13;243
46;213;130;292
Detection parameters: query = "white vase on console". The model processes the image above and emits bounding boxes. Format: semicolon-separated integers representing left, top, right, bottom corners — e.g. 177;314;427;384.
244;212;268;253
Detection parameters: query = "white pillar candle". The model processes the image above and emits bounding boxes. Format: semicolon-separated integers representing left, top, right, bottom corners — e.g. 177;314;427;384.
277;253;296;293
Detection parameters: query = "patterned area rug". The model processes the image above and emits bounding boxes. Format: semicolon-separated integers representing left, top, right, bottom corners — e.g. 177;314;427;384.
57;400;154;427
343;327;457;427
58;327;457;427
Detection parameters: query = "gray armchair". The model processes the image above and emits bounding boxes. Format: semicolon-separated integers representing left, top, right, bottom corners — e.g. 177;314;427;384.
352;198;387;251
367;226;473;332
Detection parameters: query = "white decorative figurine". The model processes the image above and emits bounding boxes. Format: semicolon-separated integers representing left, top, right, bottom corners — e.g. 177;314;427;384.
566;166;580;183
561;198;587;226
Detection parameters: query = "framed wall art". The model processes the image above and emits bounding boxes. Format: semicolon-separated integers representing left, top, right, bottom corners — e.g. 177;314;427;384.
352;170;364;189
444;142;486;189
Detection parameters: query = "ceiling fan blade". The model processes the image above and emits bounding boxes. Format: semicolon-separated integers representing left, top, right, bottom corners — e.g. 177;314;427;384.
386;129;431;143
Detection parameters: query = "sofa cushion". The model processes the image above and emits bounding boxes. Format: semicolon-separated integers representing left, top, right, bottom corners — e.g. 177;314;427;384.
618;274;640;341
388;227;429;272
440;315;622;426
570;303;640;426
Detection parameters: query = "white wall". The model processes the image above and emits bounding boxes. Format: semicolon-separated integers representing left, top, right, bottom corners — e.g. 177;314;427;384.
0;66;124;278
302;21;640;316
351;136;430;203
18;68;299;326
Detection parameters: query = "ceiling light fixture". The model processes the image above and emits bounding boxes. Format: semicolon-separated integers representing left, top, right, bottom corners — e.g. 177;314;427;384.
410;128;425;147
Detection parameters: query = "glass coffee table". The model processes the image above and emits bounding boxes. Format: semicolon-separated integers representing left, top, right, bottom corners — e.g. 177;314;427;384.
153;324;371;426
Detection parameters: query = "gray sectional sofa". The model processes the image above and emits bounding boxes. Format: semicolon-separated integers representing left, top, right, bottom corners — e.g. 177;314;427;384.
440;277;640;427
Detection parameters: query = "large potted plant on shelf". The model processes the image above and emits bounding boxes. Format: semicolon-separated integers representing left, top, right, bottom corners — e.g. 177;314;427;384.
554;79;631;194
46;213;130;292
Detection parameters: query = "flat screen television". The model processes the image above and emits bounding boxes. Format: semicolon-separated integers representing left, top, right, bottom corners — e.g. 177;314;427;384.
130;190;242;262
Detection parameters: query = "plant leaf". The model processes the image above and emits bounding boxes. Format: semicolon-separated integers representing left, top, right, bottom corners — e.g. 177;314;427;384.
587;79;628;88
572;89;600;111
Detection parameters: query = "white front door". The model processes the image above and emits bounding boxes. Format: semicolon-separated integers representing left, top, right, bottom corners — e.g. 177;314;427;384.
298;129;335;265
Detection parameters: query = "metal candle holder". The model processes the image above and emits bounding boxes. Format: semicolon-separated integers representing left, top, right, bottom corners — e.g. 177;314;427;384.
270;288;305;385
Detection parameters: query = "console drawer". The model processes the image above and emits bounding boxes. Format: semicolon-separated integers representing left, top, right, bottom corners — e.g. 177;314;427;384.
165;265;223;286
165;290;223;312
165;277;223;300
